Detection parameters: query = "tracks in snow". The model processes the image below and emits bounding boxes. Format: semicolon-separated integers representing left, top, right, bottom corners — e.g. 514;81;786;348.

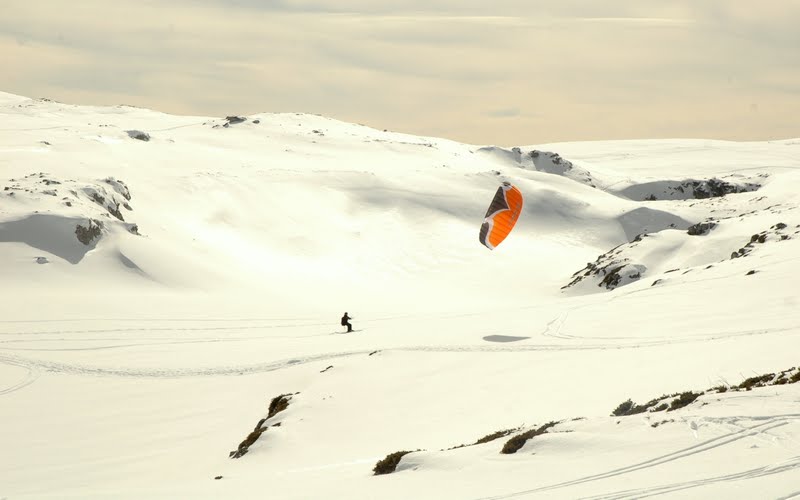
0;313;798;383
0;355;41;396
0;349;370;381
476;414;800;500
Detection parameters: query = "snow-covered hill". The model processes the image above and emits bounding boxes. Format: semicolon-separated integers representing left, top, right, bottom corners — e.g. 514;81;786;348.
1;91;799;499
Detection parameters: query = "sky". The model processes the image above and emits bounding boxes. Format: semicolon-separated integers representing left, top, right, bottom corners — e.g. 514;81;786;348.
2;0;799;145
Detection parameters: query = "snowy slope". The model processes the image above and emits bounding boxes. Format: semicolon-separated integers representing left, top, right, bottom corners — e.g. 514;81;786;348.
1;91;800;499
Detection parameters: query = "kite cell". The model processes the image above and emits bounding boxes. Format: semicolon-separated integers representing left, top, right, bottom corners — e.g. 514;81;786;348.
479;182;523;250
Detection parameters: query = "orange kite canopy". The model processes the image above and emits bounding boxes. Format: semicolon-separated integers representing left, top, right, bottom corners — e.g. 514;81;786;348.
479;182;523;250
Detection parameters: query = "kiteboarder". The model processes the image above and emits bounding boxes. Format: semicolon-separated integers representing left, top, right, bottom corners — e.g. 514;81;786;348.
341;312;353;333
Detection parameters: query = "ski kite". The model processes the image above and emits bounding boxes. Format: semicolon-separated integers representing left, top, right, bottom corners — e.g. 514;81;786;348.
479;182;523;250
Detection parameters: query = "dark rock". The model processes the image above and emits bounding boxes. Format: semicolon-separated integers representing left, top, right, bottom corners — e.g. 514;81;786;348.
75;219;103;245
599;266;625;289
687;221;717;236
126;130;150;141
746;270;757;275
108;203;124;221
225;116;247;124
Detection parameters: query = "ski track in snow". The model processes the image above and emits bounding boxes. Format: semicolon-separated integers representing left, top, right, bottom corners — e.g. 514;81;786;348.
0;313;796;381
0;354;41;396
583;455;800;500
475;415;800;500
0;349;371;380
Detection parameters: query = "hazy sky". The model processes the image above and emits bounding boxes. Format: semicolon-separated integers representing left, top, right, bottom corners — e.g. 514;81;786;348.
3;0;798;145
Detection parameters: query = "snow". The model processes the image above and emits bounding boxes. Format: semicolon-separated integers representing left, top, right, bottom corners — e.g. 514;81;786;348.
1;91;800;499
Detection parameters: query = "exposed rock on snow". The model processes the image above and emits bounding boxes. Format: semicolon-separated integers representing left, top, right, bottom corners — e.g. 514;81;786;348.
474;147;597;187
0;214;105;264
562;233;653;291
104;177;132;201
526;149;596;187
125;130;150;141
598;263;646;289
687;221;717;235
0;173;141;263
621;175;764;201
730;223;793;259
75;219;103;245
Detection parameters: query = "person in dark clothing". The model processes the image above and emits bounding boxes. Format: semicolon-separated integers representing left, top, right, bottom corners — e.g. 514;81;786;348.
341;312;353;333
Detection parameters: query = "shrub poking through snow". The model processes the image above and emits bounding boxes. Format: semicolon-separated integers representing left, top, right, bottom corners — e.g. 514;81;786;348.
613;367;800;418
229;393;296;459
373;451;414;475
446;427;520;450
737;374;774;390
475;429;518;445
230;427;268;459
267;394;293;419
611;399;635;416
501;421;558;454
668;392;701;411
611;395;677;416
